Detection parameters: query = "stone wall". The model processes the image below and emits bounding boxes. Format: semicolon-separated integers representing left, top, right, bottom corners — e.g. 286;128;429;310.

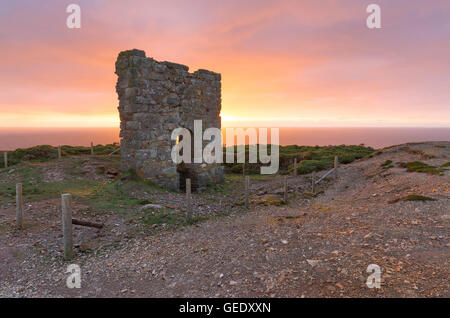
115;49;224;191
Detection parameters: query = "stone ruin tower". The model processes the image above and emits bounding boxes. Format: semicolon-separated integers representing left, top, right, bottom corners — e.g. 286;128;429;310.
115;49;224;191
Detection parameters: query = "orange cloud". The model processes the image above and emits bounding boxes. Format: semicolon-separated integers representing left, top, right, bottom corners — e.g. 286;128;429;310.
0;0;449;127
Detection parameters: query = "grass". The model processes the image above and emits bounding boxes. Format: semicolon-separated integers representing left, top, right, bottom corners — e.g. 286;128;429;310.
0;153;247;235
141;210;210;227
441;162;450;168
1;145;59;167
61;144;120;156
253;194;286;206
226;174;273;181
0;154;226;230
0;156;123;205
81;171;165;214
404;195;436;202
398;161;445;175
3;143;374;177
295;159;331;174
0;178;102;205
224;144;374;175
0;223;9;234
0;143;120;168
381;160;393;169
366;150;383;158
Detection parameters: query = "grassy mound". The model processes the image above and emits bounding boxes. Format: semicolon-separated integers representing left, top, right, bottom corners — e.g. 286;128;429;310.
224;144;374;175
1;143;120;167
398;161;444;175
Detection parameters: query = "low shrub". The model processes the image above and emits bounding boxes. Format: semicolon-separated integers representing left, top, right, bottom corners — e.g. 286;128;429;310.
404;195;436;201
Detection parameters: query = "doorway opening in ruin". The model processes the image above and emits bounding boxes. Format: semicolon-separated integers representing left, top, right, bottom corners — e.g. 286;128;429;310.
175;131;198;192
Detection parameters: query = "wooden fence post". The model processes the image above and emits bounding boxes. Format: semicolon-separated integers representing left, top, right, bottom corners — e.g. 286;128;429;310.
284;176;288;203
58;145;62;160
334;156;339;180
245;176;249;209
186;178;192;222
16;183;23;229
3;152;7;168
311;171;316;194
242;163;246;176
294;158;297;177
90;142;94;155
61;194;73;261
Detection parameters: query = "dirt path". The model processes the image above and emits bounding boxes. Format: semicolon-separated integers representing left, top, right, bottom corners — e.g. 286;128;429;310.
0;142;448;297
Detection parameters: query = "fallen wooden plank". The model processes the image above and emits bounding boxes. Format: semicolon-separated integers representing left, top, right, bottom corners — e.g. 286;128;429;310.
72;218;104;229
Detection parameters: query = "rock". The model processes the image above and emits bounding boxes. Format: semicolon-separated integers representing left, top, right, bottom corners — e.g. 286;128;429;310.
116;49;223;191
79;241;99;252
273;188;284;195
140;204;163;211
106;167;120;176
306;259;320;267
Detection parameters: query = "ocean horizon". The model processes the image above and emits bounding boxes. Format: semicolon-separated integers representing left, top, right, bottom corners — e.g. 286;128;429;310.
0;127;449;151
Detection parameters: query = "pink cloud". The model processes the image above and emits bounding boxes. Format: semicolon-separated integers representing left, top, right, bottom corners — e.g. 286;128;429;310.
0;0;449;126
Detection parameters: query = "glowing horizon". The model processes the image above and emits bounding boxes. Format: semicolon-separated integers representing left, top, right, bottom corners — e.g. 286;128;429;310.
1;0;449;128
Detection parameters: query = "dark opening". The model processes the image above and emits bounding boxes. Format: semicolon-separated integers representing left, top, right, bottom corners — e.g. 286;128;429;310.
175;130;199;192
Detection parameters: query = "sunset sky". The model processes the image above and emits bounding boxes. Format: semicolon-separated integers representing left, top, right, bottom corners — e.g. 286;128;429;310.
1;0;449;128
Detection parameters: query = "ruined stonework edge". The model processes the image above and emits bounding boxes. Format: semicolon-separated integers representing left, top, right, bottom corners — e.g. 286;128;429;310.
115;49;221;80
115;49;224;192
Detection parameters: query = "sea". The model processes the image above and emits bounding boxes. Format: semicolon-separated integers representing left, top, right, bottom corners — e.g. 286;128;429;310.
0;127;449;151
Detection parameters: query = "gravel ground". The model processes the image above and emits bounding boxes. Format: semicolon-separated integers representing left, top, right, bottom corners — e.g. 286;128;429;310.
0;142;448;297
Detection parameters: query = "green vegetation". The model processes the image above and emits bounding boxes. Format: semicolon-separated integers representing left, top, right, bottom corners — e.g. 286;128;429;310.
0;159;212;229
81;170;165;214
295;159;330;174
1;145;58;166
0;142;375;230
141;211;209;227
0;166;102;205
381;160;393;167
380;159;395;169
404;195;436;202
398;161;444;175
0;143;120;168
366;150;383;159
441;162;450;167
0;223;8;234
0;153;123;205
224;144;374;175
61;144;120;156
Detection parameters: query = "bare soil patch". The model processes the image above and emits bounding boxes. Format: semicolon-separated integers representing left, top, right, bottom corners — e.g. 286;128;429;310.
0;142;448;297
